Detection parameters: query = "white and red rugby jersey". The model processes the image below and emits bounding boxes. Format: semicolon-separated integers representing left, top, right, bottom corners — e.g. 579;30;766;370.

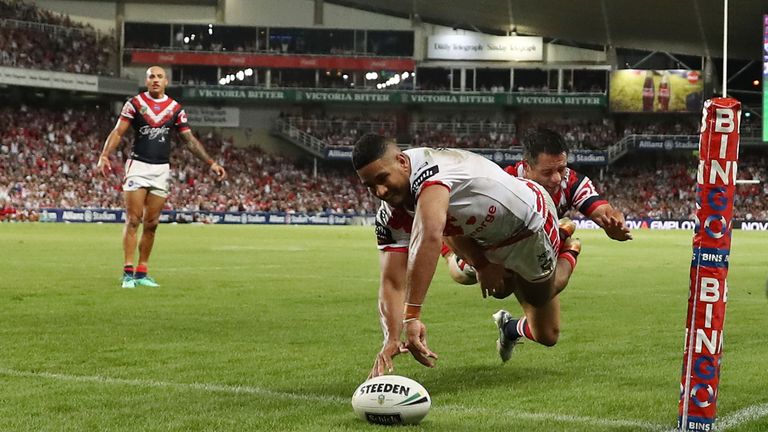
376;148;556;252
504;161;607;218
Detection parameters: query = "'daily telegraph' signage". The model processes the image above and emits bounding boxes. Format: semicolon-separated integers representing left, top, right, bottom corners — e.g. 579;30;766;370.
427;35;543;61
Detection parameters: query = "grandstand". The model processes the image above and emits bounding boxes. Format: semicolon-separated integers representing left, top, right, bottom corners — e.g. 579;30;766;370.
0;0;764;225
1;1;767;431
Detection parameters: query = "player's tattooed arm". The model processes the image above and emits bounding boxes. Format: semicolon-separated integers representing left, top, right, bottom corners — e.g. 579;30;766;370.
179;130;213;162
179;130;227;180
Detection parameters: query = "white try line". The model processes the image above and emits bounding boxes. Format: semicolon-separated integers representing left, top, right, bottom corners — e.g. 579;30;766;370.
0;367;661;430
1;367;765;431
714;402;768;430
0;367;347;404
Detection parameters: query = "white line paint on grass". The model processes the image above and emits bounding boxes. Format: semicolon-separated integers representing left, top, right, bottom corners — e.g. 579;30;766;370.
6;368;766;430
716;402;768;430
0;368;347;404
0;367;668;430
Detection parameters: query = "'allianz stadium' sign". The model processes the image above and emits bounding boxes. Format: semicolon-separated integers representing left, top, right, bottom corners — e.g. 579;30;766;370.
34;209;768;230
39;209;352;225
324;147;608;165
633;135;699;150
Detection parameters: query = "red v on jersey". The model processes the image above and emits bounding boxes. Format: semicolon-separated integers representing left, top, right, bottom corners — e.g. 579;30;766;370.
134;92;179;127
138;92;173;114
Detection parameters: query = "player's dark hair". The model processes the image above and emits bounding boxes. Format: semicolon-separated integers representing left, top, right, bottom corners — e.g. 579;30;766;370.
523;128;569;163
352;133;389;170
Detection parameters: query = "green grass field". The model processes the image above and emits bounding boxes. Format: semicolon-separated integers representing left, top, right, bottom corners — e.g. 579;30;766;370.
1;224;767;432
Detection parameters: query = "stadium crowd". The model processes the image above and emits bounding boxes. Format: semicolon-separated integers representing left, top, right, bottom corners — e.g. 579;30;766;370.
0;106;375;221
595;155;768;221
411;119;519;149
517;118;615;150
0;0;115;75
283;114;396;148
1;106;765;222
288;114;700;151
620;118;699;136
1;0;83;26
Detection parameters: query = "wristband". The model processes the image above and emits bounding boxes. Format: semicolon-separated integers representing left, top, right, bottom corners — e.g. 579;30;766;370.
206;159;214;166
403;303;422;321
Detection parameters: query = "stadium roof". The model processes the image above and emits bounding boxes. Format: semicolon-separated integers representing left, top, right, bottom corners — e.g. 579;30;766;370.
328;0;764;60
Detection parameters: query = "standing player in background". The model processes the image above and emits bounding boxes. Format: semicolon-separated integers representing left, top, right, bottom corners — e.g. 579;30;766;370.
445;128;632;286
354;133;583;378
97;66;226;288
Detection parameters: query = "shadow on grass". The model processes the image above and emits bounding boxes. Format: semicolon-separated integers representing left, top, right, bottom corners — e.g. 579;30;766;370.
308;360;568;402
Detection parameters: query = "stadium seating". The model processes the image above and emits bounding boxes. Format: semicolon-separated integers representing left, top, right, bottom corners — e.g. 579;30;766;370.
0;107;375;220
581;154;768;221
0;0;115;75
1;106;765;222
0;1;764;224
283;114;396;148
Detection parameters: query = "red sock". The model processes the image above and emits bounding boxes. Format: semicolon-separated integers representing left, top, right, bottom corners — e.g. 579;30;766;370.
558;251;577;271
135;264;148;278
440;244;451;257
516;317;535;340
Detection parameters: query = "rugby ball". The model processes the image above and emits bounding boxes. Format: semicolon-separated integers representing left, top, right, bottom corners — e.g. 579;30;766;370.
351;375;431;425
447;253;478;285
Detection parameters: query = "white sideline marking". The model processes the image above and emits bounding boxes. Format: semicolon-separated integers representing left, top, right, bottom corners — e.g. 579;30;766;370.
0;367;663;430
715;402;768;430
0;368;346;404
3;367;765;430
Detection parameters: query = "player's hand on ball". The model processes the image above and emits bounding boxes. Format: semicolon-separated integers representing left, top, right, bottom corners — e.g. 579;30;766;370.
477;263;506;298
404;319;438;368
369;339;408;379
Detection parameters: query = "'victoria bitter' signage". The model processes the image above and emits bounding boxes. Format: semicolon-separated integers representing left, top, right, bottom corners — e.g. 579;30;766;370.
182;87;606;107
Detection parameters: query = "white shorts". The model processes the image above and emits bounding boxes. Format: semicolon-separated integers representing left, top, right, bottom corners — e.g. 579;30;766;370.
123;159;171;198
485;182;560;283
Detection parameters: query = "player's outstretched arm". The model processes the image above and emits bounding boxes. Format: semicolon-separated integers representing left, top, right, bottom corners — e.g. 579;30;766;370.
97;119;130;176
401;185;448;368
590;203;633;241
369;251;409;379
179;130;227;180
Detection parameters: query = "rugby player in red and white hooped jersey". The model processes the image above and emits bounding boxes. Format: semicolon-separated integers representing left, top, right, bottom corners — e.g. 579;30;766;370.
444;129;632;288
97;66;227;289
505;129;632;241
353;133;580;378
